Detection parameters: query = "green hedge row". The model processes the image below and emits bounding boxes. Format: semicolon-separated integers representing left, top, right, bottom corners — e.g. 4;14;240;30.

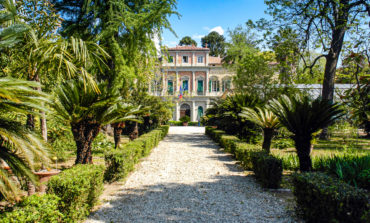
206;126;282;188
47;164;105;222
293;172;370;223
0;194;63;223
168;121;200;126
104;126;169;182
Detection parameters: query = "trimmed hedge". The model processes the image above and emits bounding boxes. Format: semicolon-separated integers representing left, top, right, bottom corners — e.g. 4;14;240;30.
47;164;105;222
206;126;282;188
0;194;63;223
168;121;200;126
104;127;169;182
293;172;370;223
251;152;283;188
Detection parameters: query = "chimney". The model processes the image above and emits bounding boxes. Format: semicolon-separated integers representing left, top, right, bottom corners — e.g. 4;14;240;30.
205;43;208;48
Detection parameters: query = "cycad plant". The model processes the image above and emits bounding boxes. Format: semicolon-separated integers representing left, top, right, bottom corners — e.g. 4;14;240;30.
53;78;124;164
269;94;344;171
112;103;143;149
0;78;50;201
239;107;280;154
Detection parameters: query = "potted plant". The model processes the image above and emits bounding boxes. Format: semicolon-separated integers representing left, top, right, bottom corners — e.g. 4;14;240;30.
180;115;190;126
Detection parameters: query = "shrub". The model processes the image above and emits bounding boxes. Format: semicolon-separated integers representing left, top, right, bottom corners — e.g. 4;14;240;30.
159;125;170;138
0;194;63;223
168;121;182;126
179;115;190;123
47;164;105;222
233;142;261;170
251;152;283;188
219;135;240;152
292;172;370;223
104;127;168;182
212;130;226;143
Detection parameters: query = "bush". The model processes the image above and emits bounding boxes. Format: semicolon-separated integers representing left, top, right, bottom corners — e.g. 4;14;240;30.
159;125;170;138
292;172;370;223
47;164;105;222
104;127;168;182
104;148;137;182
179;115;190;123
233;142;261;170
168;120;182;126
212;130;226;143
251;152;283;188
0;194;63;223
219;135;240;152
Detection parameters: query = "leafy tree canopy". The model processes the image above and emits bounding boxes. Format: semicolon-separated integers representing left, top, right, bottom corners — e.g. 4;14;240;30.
201;31;226;57
179;36;197;46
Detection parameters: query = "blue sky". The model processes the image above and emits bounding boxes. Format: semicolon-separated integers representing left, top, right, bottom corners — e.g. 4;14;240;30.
161;0;270;47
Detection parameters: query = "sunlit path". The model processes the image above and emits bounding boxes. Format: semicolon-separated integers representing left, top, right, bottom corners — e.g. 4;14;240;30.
86;127;295;223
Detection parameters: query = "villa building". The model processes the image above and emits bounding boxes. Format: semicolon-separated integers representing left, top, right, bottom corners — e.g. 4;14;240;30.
150;45;235;121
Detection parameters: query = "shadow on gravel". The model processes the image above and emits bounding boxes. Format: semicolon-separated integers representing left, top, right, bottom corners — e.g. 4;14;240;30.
87;175;295;223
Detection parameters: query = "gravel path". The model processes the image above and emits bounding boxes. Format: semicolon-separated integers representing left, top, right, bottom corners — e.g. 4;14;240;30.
86;127;296;223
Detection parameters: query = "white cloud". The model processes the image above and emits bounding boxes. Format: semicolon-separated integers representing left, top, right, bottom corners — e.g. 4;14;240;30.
192;34;205;39
209;26;224;35
203;26;210;31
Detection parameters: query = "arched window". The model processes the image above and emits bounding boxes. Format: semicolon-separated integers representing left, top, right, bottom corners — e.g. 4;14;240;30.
209;76;220;92
222;77;232;92
197;106;203;120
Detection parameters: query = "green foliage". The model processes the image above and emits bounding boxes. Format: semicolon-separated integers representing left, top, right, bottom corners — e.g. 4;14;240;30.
269;94;344;171
292;172;369;223
233;142;261;170
272;138;294;149
204;93;263;142
315;155;370;190
201;31;225;56
219;135;240;153
179;36;197;46
179;115;190;123
0;194;63;223
0;78;50;201
104;127;168;182
251;152;283;189
47;164;105;222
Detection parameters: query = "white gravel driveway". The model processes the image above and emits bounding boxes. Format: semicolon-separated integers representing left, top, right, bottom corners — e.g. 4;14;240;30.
86;126;296;223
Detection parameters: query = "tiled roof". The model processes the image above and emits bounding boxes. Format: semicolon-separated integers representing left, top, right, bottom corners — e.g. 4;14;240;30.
168;45;209;51
209;56;222;64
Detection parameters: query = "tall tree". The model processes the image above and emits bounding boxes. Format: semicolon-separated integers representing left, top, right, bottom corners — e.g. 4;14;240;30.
201;31;226;56
179;36;197;46
264;0;370;138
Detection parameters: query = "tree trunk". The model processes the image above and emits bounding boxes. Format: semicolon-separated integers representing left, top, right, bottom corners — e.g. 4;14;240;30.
113;122;125;149
26;114;35;130
320;2;349;139
294;136;313;172
71;120;101;164
129;122;139;141
40;111;47;141
262;128;274;154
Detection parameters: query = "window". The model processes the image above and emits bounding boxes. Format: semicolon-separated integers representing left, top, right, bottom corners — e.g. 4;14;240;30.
209;78;219;92
197;80;203;92
182;56;188;63
167;80;173;95
197;56;203;63
182;80;188;91
168;56;173;63
222;79;231;91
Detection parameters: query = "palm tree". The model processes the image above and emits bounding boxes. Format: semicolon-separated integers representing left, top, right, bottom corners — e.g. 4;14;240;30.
269;94;344;171
0;78;50;201
239;107;280;154
112;103;143;149
53;78;126;164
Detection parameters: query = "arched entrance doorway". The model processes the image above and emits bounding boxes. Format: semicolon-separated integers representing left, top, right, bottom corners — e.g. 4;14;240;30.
197;106;203;121
180;103;191;119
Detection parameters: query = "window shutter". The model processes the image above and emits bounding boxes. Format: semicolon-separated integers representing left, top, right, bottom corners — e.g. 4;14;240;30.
209;80;211;92
216;81;220;92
